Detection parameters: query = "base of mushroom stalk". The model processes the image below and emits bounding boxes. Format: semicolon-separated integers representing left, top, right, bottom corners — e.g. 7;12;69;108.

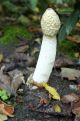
26;73;38;89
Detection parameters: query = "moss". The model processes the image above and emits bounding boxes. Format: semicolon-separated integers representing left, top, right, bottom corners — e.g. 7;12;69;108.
0;25;32;45
59;39;78;59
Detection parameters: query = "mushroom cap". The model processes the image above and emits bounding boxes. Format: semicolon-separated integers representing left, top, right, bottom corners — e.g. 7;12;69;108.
41;8;61;37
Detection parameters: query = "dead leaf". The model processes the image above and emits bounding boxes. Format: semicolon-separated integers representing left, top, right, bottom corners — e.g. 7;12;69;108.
0;100;14;117
42;83;60;100
40;97;48;105
76;22;80;28
29;15;41;21
0;66;24;96
0;66;11;94
72;100;80;117
54;56;73;68
26;78;60;100
0;5;3;13
0;53;3;63
0;66;11;86
61;68;80;80
67;35;80;44
28;26;41;33
15;45;29;53
61;93;80;103
53;104;61;113
9;69;25;95
0;114;7;121
74;53;80;58
26;55;36;67
31;47;39;56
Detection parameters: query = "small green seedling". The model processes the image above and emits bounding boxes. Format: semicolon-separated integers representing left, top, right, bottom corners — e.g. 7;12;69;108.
0;89;10;101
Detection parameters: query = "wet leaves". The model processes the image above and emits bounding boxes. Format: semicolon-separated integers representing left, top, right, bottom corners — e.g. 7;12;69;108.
42;83;60;101
54;56;73;68
15;45;29;53
39;97;48;105
0;53;3;63
31;82;61;100
0;23;80;120
72;100;80;117
0;100;14;118
61;68;80;80
53;104;61;113
61;93;80;103
67;35;80;44
0;114;8;121
0;67;25;96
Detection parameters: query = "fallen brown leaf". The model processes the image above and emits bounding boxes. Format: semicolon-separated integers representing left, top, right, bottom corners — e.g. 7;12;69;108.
0;66;11;93
28;15;41;21
40;97;48;105
15;45;29;53
0;53;3;63
0;66;25;95
67;35;80;44
61;93;79;103
28;26;41;33
9;69;25;95
61;68;80;80
74;52;80;58
54;56;73;68
72;100;80;117
76;22;80;28
0;100;14;117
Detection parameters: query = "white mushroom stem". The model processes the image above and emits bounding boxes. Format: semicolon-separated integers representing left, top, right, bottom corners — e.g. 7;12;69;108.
33;35;57;83
32;8;61;84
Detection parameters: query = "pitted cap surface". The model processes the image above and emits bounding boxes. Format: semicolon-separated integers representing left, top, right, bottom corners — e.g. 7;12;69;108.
41;8;61;37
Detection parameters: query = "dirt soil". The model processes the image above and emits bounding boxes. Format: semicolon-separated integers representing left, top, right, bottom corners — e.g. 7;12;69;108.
0;41;79;121
8;69;77;121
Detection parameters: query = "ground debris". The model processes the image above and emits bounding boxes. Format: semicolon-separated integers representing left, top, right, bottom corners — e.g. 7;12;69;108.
0;100;14;117
54;56;73;68
61;68;80;80
61;93;80;103
0;66;25;95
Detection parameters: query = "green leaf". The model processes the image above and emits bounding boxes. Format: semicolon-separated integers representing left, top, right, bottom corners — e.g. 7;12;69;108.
18;15;30;25
0;89;10;101
48;0;75;4
58;10;79;41
48;0;63;4
1;95;9;101
30;0;38;10
2;1;18;13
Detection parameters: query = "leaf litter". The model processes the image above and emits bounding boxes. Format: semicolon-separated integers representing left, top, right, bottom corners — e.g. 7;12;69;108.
61;67;80;80
0;33;80;120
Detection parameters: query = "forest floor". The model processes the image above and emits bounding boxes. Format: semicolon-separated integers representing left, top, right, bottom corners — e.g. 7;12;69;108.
0;22;80;121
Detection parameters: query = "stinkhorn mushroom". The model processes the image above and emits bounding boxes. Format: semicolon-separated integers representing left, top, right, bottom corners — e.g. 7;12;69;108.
32;8;61;84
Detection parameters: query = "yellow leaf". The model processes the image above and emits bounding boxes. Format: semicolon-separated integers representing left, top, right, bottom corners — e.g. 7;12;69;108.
42;83;60;100
0;53;3;62
0;114;8;121
54;104;61;113
0;119;3;121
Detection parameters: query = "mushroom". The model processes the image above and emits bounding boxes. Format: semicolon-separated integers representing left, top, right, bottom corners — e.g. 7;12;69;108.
27;8;61;87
